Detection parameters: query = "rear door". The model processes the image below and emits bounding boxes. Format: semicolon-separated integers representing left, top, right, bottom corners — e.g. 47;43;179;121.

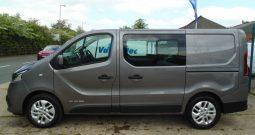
119;30;186;113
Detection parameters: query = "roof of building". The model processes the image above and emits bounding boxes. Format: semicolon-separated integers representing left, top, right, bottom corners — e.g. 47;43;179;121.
232;21;255;34
180;16;226;29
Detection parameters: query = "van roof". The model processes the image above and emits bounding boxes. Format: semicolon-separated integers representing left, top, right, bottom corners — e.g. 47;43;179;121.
87;29;244;33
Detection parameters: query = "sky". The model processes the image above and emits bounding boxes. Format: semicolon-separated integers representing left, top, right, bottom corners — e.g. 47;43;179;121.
0;0;255;30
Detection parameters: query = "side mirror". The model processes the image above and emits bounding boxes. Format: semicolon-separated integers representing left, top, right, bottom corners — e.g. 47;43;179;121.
57;55;64;65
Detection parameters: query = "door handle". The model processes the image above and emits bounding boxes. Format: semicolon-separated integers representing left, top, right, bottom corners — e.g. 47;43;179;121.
128;74;143;80
98;74;113;80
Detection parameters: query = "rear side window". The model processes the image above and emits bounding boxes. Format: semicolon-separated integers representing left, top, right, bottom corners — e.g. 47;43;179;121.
123;34;186;66
186;34;235;66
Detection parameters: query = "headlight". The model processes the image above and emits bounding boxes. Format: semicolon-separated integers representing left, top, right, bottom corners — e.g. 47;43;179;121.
12;61;35;82
12;70;28;82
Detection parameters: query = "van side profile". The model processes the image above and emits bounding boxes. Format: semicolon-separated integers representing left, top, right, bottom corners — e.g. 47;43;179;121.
6;29;249;129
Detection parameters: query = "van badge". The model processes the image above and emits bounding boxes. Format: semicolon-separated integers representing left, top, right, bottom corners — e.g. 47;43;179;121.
68;100;84;103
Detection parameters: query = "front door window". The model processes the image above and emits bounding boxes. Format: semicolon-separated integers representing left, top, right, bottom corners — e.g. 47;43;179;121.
54;34;112;69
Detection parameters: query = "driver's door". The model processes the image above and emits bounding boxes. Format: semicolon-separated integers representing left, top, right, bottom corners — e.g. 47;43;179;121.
53;32;117;113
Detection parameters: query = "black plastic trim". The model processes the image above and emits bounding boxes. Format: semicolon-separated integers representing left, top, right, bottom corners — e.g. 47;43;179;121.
120;105;182;113
6;95;11;112
187;71;239;72
70;106;111;113
223;101;247;113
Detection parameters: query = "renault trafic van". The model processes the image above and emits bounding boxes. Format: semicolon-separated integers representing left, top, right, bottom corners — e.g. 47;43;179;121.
6;29;249;129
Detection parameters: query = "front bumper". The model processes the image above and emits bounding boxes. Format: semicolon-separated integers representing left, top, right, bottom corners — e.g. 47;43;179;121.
6;81;29;115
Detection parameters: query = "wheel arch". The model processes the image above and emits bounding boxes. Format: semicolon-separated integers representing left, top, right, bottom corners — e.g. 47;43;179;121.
184;91;224;113
22;90;64;114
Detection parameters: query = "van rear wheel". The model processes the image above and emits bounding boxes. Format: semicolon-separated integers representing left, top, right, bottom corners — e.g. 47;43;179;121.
186;95;221;129
26;93;63;128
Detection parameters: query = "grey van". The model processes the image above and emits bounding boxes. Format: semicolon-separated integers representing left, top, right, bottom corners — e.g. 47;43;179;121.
6;29;249;129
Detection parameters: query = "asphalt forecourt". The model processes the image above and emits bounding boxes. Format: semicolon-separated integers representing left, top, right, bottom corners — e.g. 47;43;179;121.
0;83;255;134
0;55;36;84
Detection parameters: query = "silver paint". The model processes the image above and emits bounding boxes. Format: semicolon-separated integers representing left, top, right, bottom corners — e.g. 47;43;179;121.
7;29;249;116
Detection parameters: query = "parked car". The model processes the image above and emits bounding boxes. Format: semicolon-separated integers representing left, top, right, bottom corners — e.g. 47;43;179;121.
247;42;255;75
7;29;249;129
37;45;60;60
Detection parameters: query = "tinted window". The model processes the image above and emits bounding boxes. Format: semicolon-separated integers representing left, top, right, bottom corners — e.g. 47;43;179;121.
55;34;112;69
96;37;111;59
187;35;235;66
123;34;186;66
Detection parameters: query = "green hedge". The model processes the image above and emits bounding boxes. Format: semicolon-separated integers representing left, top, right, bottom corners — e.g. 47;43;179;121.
0;13;79;56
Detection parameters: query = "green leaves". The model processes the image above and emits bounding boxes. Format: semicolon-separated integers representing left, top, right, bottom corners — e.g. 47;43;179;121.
120;18;148;30
0;13;53;56
0;13;85;56
132;18;148;29
0;13;49;39
51;20;79;44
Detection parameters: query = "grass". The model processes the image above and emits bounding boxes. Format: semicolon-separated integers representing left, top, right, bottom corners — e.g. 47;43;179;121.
250;91;255;97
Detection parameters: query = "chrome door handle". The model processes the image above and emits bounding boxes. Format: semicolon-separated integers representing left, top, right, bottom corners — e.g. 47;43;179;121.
128;74;143;80
98;74;112;80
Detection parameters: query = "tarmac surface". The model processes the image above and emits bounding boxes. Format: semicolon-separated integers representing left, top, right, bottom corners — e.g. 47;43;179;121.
0;55;36;84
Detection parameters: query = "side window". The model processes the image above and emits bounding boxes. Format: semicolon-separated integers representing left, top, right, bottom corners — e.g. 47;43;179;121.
64;38;85;55
125;40;148;56
123;34;186;66
96;37;111;59
187;35;235;65
55;34;112;69
85;36;97;58
157;41;178;55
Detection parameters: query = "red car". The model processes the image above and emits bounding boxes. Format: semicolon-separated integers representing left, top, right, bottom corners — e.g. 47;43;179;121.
37;45;60;60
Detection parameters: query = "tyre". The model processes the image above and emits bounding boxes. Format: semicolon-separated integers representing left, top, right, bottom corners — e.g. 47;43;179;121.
185;95;221;129
26;93;63;128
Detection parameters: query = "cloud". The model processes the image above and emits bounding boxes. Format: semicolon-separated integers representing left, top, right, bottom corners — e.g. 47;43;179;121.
114;0;188;15
199;6;255;26
147;17;193;29
0;0;88;29
0;0;255;30
86;18;128;30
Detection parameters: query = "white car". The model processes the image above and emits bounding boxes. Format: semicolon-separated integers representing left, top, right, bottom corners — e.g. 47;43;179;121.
247;42;255;75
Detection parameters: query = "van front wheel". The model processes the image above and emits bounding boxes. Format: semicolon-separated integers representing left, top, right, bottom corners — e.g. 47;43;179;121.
26;93;63;128
186;96;221;129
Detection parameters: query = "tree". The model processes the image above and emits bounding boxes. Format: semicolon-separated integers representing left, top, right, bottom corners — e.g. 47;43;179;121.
51;20;77;44
0;13;53;56
76;26;85;34
51;28;77;44
28;18;39;24
120;25;131;30
51;20;71;30
132;18;148;29
15;13;21;19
